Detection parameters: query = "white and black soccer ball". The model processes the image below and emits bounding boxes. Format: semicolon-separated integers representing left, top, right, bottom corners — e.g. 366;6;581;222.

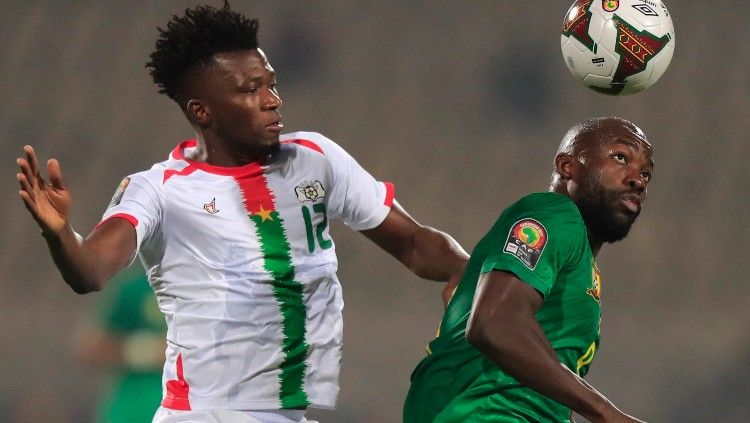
561;0;675;95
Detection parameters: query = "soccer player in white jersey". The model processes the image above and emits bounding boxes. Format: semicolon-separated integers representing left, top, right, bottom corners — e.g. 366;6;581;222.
15;3;468;423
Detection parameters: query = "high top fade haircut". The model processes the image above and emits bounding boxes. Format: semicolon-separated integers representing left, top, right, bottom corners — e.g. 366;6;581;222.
146;1;259;104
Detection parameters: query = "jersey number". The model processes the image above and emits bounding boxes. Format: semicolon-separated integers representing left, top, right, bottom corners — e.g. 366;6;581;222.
301;204;332;252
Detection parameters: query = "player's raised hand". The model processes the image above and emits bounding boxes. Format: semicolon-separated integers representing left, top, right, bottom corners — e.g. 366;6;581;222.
16;145;71;235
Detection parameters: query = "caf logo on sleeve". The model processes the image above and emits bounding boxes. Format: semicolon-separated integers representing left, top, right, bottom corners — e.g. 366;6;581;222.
108;177;131;209
504;218;548;270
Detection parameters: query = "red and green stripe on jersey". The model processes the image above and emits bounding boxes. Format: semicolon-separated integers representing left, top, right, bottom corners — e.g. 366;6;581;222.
155;137;394;410
235;163;310;409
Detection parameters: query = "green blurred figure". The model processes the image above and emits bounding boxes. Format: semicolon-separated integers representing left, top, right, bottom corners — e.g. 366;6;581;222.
74;266;166;423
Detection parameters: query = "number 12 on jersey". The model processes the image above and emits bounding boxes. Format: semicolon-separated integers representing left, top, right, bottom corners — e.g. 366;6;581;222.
301;204;332;253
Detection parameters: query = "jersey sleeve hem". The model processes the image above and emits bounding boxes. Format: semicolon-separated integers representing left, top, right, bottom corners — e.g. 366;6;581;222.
95;212;139;229
345;181;395;231
383;181;395;207
480;259;552;297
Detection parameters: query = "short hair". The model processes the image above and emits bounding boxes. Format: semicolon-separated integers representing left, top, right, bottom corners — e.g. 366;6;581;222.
146;1;259;102
556;116;643;156
549;116;647;186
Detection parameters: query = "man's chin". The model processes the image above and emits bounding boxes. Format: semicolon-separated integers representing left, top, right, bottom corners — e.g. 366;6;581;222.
602;218;636;243
255;138;281;156
584;208;638;244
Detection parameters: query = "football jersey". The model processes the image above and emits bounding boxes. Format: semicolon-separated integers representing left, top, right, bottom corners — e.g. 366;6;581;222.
96;267;165;423
100;131;394;411
404;193;601;422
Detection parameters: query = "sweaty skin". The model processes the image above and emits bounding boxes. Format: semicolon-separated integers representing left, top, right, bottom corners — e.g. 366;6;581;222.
16;50;467;298
466;117;652;423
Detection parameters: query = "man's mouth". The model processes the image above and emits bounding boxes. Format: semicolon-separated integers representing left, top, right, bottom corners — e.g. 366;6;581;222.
266;120;283;132
621;194;641;213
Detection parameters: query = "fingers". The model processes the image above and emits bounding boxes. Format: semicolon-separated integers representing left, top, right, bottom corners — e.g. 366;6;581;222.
17;171;33;196
442;275;460;307
16;156;34;187
47;159;65;190
17;146;41;190
17;165;39;214
24;145;40;177
18;189;36;213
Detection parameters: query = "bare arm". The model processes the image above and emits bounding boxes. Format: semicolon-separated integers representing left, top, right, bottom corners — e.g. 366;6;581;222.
466;270;644;423
360;200;468;302
16;146;136;293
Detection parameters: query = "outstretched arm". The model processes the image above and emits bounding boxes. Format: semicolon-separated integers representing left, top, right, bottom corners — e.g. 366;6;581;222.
466;270;644;423
360;200;468;300
16;146;136;293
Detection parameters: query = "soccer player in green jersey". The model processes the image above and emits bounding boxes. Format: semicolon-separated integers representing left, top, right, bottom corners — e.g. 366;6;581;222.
73;266;165;423
404;117;653;423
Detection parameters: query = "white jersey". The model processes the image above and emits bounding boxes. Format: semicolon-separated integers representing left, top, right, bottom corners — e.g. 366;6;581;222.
100;131;394;411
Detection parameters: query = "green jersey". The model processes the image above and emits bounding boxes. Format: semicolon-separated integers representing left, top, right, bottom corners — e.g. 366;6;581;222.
404;193;602;422
95;267;166;423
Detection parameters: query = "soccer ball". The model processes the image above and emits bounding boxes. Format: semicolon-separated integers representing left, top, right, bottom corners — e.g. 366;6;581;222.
560;0;675;95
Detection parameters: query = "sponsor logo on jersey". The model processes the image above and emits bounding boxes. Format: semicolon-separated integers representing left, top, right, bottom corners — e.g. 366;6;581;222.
602;0;619;12
503;218;548;270
108;177;130;208
587;260;602;301
203;197;220;214
295;181;326;202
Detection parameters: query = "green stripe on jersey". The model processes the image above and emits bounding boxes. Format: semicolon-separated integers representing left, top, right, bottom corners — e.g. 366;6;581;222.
249;210;309;408
235;169;309;409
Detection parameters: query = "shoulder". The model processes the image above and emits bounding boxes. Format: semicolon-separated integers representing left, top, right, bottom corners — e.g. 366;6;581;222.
507;192;582;223
280;131;354;158
129;167;167;187
495;192;586;243
512;192;578;211
281;131;330;155
111;168;166;203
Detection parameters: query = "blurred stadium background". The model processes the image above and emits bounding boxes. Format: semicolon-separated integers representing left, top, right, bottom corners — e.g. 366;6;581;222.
1;1;749;421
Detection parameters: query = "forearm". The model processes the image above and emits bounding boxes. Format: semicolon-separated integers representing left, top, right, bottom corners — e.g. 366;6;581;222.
468;318;623;421
360;204;467;281
467;273;637;422
43;225;120;294
405;226;468;281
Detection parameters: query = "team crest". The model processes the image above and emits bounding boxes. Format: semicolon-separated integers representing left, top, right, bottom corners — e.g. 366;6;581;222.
602;0;619;12
295;181;326;202
587;260;602;301
503;218;548;270
108;177;130;208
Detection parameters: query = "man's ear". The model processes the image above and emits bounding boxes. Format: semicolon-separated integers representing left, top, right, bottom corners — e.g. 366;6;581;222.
186;99;210;127
554;153;575;180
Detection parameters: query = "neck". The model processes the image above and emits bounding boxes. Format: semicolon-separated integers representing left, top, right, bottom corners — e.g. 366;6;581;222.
587;231;603;257
194;134;269;167
548;183;603;256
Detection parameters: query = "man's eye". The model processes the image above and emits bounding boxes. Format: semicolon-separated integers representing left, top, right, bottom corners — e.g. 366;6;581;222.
612;153;626;163
640;171;651;181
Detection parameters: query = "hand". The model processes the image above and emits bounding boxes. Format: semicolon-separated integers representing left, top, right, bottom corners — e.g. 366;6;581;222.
442;273;461;307
16;145;71;235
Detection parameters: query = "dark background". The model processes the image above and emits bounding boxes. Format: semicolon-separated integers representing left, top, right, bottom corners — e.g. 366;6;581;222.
1;1;748;422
